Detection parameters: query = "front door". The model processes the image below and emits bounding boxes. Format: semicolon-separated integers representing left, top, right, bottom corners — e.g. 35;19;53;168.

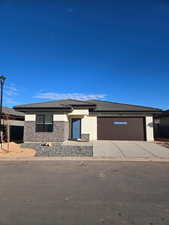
71;118;81;140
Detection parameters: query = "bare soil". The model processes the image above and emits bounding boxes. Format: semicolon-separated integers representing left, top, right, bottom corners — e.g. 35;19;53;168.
0;142;36;157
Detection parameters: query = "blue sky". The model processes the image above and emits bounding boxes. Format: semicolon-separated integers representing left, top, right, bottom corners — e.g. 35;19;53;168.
0;0;169;109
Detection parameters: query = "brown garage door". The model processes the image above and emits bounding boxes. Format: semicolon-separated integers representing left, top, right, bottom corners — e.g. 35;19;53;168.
97;117;146;141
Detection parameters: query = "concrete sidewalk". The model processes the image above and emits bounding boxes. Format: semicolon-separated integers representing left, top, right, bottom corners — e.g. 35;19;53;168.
93;141;169;160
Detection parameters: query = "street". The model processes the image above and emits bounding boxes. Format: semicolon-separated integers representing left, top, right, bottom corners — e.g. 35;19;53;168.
0;161;169;225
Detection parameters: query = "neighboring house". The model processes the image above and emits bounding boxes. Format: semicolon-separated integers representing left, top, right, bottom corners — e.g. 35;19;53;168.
1;107;25;142
154;110;169;140
14;99;162;143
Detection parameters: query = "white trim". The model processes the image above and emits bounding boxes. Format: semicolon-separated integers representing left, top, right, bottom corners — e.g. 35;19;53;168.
81;115;97;140
53;114;68;122
1;119;24;126
146;116;154;142
25;114;36;121
68;109;89;116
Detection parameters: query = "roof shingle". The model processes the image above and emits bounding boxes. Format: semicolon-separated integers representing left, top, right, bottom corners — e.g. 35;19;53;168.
87;100;161;112
2;107;25;117
14;99;161;112
14;99;95;109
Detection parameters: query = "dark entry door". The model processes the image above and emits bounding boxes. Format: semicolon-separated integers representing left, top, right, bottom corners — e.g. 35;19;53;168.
71;118;81;139
97;117;145;141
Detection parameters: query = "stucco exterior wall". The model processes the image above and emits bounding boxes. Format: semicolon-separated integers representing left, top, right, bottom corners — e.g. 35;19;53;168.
68;109;89;116
160;117;169;126
81;116;97;141
53;114;68;122
24;112;154;142
156;116;169;138
1;119;24;126
25;114;36;121
146;116;154;141
26;114;69;122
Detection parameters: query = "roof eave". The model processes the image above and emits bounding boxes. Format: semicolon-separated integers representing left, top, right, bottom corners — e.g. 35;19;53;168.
14;107;73;113
93;110;162;114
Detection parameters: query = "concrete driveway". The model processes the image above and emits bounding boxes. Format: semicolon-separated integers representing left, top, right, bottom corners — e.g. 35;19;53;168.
93;141;169;160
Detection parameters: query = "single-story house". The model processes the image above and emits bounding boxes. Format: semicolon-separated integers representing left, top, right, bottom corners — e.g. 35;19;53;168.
1;107;25;142
14;99;162;143
154;110;169;140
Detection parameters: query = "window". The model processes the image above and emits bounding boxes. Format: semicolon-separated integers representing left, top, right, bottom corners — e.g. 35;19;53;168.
36;114;53;132
113;121;128;125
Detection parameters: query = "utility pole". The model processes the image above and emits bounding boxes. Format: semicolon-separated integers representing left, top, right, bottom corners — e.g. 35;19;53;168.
0;76;6;146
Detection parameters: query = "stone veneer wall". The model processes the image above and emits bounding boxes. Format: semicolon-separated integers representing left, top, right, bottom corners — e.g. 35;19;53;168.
81;134;90;142
21;143;93;157
24;121;69;142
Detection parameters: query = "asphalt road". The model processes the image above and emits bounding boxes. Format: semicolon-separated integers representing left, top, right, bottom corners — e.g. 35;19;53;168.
0;161;169;225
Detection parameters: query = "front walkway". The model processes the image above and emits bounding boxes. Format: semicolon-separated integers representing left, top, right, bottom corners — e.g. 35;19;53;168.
93;141;169;160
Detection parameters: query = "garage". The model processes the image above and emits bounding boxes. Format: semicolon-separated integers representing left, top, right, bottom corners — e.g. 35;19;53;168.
97;117;146;141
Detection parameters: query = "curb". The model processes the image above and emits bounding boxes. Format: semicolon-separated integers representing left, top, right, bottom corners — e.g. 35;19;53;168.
0;157;169;162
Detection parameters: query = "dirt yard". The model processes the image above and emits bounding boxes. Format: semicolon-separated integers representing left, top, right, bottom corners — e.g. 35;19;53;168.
0;142;36;157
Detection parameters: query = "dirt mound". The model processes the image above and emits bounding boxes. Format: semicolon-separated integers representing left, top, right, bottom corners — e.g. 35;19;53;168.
0;142;36;157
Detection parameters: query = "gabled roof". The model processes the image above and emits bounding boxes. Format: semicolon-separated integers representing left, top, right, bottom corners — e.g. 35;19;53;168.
14;99;162;113
2;107;25;117
87;100;162;112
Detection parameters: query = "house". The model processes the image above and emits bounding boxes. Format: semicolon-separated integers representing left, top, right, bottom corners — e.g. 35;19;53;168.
14;99;162;143
154;110;169;140
1;107;25;142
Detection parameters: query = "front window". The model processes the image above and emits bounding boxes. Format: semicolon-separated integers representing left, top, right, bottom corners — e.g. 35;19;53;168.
36;114;53;132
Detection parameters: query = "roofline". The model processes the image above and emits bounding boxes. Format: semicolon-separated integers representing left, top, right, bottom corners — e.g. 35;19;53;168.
2;112;25;117
14;99;96;108
14;107;73;113
87;100;162;111
14;104;96;112
71;104;96;107
1;114;24;120
159;110;169;117
93;110;162;113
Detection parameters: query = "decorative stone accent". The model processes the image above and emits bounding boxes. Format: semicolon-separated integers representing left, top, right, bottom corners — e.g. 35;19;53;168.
81;134;90;142
21;143;93;157
24;121;69;142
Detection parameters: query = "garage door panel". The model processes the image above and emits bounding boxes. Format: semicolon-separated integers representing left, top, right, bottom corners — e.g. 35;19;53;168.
97;117;145;141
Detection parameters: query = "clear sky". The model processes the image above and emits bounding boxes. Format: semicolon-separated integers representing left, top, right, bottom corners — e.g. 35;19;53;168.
0;0;169;109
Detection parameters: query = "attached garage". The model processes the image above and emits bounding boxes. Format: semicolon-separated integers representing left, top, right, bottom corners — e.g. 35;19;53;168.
97;117;146;141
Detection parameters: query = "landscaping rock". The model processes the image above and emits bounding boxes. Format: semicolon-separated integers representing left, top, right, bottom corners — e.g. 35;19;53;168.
21;143;93;157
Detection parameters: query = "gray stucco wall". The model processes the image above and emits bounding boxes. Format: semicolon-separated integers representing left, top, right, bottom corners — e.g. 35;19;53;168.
159;117;169;138
24;121;69;142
